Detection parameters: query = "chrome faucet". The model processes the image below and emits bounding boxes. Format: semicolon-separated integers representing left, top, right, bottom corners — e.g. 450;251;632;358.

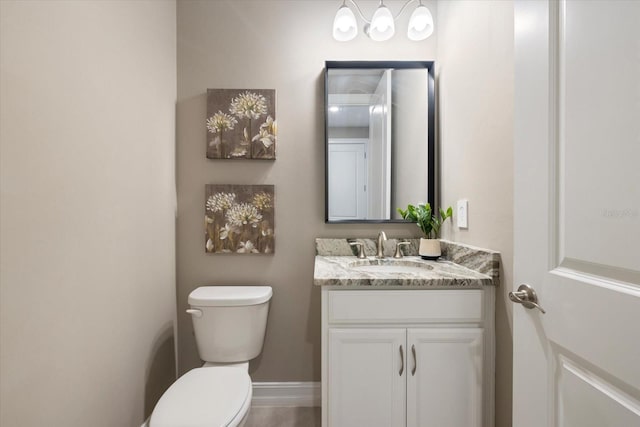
376;231;387;258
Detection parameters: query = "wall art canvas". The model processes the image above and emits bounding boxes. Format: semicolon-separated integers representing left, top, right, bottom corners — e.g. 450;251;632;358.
206;89;276;160
205;184;275;254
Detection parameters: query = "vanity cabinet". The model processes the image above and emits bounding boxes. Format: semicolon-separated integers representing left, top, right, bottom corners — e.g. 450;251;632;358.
321;289;494;427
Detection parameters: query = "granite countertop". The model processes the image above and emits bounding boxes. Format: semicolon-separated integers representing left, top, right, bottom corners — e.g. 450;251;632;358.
314;255;493;288
314;238;500;288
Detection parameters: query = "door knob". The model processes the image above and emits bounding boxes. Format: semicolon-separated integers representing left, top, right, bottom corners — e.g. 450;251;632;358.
509;284;546;314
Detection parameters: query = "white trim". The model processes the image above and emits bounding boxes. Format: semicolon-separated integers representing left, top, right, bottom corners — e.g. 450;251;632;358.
251;382;321;407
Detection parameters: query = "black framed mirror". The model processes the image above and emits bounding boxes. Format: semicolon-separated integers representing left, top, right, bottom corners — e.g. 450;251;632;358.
324;61;435;223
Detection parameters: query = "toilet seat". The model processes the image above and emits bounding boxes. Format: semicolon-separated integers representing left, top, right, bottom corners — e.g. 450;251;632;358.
149;367;252;427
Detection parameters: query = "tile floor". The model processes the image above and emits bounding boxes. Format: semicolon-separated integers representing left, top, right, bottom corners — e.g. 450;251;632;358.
245;406;321;427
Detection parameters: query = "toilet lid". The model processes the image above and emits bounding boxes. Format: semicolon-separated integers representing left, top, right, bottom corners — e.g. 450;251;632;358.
189;286;272;307
150;367;251;427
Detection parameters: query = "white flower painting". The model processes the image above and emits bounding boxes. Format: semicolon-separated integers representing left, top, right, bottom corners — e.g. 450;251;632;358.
205;184;275;254
206;89;277;160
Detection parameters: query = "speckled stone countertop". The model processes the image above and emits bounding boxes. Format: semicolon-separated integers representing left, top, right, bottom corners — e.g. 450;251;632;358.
314;238;500;288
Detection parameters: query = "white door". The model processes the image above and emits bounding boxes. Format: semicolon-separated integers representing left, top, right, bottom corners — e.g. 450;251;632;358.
327;328;406;427
514;1;640;426
368;70;392;219
327;141;367;220
406;328;483;427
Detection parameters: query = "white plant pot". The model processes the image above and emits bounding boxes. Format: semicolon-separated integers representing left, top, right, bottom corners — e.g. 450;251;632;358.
419;238;441;260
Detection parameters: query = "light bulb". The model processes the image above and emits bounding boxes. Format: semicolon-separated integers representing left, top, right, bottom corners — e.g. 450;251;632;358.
336;15;351;31
412;16;427;31
374;17;391;32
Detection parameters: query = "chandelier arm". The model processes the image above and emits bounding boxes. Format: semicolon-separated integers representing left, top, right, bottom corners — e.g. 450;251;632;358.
346;0;371;24
347;0;420;22
393;0;419;20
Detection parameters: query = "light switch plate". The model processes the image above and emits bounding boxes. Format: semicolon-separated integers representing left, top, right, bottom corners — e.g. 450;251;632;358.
457;199;468;229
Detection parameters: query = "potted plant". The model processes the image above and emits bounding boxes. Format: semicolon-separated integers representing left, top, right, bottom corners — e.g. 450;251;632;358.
397;203;453;260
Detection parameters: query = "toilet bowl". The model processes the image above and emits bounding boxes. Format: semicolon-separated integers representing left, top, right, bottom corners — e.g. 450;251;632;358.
150;367;252;427
149;286;272;427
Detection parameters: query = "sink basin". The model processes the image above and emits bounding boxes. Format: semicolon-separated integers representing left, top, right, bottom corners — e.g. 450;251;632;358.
348;259;434;275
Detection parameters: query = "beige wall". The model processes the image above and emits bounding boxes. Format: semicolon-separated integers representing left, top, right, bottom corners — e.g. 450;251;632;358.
176;0;437;379
437;2;514;426
0;1;177;426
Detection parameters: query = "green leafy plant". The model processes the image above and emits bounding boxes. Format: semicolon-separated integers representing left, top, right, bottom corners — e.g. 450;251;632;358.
397;203;453;239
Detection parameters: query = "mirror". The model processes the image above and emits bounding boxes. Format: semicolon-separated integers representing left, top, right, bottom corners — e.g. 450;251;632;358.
325;61;435;223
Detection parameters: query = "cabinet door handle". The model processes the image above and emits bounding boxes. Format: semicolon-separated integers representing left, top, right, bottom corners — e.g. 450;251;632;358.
411;344;417;376
399;345;404;376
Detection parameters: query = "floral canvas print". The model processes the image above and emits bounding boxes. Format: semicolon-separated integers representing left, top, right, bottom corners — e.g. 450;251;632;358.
206;89;276;160
205;184;275;254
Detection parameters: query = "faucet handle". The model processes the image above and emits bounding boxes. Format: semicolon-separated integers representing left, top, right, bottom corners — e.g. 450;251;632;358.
394;241;411;259
349;241;366;259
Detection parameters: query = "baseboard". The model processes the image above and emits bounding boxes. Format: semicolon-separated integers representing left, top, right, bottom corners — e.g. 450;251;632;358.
251;381;321;407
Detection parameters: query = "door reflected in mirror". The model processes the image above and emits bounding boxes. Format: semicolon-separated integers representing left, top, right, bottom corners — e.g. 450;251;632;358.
325;61;435;223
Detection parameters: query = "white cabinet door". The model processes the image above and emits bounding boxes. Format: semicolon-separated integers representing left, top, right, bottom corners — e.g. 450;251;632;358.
328;328;406;427
406;328;483;427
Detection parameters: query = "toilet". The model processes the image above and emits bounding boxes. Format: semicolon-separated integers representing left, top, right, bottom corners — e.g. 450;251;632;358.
149;286;272;427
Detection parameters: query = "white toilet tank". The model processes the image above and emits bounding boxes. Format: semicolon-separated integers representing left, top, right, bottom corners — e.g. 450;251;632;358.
187;286;272;363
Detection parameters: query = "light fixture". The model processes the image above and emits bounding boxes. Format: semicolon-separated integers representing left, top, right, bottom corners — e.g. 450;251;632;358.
333;2;358;41
367;3;395;41
407;4;433;40
332;0;434;42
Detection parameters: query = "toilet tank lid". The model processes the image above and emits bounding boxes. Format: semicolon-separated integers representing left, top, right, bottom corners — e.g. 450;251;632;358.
189;286;272;307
